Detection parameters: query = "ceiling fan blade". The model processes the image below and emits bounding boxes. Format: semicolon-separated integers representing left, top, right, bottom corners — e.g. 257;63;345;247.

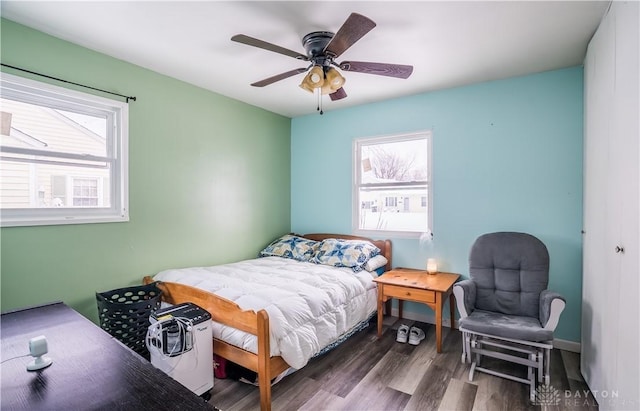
232;34;308;60
339;61;413;79
251;68;308;87
324;13;376;58
329;87;347;101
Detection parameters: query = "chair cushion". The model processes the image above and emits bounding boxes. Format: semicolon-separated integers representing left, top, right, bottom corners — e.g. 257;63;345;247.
459;309;553;342
469;232;549;318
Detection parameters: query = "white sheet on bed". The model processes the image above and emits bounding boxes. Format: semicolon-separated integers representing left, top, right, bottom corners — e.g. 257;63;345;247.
153;256;378;369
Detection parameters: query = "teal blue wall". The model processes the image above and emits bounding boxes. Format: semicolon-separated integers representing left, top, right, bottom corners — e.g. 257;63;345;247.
291;67;584;342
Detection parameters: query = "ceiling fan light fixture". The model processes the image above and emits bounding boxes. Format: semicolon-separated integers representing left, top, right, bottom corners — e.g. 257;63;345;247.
310;72;322;84
323;67;345;93
299;65;325;93
299;82;315;93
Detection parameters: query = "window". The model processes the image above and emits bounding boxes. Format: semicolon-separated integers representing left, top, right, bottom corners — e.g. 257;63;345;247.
385;196;398;208
72;177;101;207
0;73;128;227
353;131;432;238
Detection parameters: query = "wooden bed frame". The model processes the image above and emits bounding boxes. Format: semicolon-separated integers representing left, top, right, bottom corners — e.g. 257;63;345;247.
142;233;391;411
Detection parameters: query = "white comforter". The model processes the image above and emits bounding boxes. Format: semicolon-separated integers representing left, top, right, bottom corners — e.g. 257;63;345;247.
153;256;378;369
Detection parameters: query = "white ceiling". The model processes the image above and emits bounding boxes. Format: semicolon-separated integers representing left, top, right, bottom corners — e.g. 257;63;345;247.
1;1;608;118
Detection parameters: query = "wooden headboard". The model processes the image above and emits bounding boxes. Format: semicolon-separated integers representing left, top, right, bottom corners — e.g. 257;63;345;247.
299;233;393;272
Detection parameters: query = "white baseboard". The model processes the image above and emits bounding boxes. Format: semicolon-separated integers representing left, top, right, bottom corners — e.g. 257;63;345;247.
389;307;581;353
390;307;457;328
553;338;581;353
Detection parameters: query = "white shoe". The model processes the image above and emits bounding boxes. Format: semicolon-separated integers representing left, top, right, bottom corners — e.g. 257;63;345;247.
408;327;425;345
396;324;409;343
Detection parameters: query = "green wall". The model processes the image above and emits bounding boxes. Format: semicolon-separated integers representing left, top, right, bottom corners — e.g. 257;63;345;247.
0;19;291;322
291;67;584;343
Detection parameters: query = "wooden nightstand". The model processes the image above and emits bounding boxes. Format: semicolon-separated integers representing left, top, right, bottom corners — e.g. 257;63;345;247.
373;268;460;353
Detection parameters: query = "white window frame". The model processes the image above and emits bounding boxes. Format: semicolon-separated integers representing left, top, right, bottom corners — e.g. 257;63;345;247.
352;130;432;239
0;73;129;227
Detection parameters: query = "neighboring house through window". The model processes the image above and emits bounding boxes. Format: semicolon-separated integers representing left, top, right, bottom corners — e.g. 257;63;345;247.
353;131;432;238
0;73;128;227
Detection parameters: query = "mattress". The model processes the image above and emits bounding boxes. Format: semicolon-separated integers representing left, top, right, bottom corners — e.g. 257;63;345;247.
153;256;378;369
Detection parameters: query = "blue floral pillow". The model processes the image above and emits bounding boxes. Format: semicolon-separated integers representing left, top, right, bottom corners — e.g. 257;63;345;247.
259;234;318;262
311;238;381;272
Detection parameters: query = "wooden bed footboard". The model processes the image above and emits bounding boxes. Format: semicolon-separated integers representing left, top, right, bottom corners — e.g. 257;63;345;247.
142;233;392;411
142;276;287;411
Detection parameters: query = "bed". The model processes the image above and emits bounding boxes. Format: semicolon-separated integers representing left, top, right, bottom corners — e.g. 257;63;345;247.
142;233;392;411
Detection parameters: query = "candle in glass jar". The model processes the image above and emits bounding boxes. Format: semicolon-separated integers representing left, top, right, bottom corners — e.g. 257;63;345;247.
426;258;438;274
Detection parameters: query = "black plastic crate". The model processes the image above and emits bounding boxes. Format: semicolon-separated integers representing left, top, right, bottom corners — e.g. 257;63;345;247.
96;282;162;359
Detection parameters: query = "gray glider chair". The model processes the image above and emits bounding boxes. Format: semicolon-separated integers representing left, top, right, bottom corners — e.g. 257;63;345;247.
453;232;565;402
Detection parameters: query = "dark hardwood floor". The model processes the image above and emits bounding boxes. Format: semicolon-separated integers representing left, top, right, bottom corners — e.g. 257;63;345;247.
210;317;598;411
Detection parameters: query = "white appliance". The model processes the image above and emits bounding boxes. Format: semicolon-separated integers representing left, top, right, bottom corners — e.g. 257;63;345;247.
147;302;214;396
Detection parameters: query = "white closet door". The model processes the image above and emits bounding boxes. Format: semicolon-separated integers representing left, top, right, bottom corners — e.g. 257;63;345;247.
581;3;615;394
582;2;639;409
611;1;639;404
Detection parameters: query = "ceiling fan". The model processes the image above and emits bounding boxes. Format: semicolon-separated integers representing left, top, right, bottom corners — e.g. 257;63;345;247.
231;13;413;112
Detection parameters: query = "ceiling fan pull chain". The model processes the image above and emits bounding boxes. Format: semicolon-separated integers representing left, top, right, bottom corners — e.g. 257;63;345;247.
316;88;324;115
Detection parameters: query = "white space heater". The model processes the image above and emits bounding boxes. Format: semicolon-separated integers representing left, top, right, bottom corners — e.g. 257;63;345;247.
147;302;214;396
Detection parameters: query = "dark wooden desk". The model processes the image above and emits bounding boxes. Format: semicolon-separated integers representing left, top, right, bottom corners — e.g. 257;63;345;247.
1;302;214;410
